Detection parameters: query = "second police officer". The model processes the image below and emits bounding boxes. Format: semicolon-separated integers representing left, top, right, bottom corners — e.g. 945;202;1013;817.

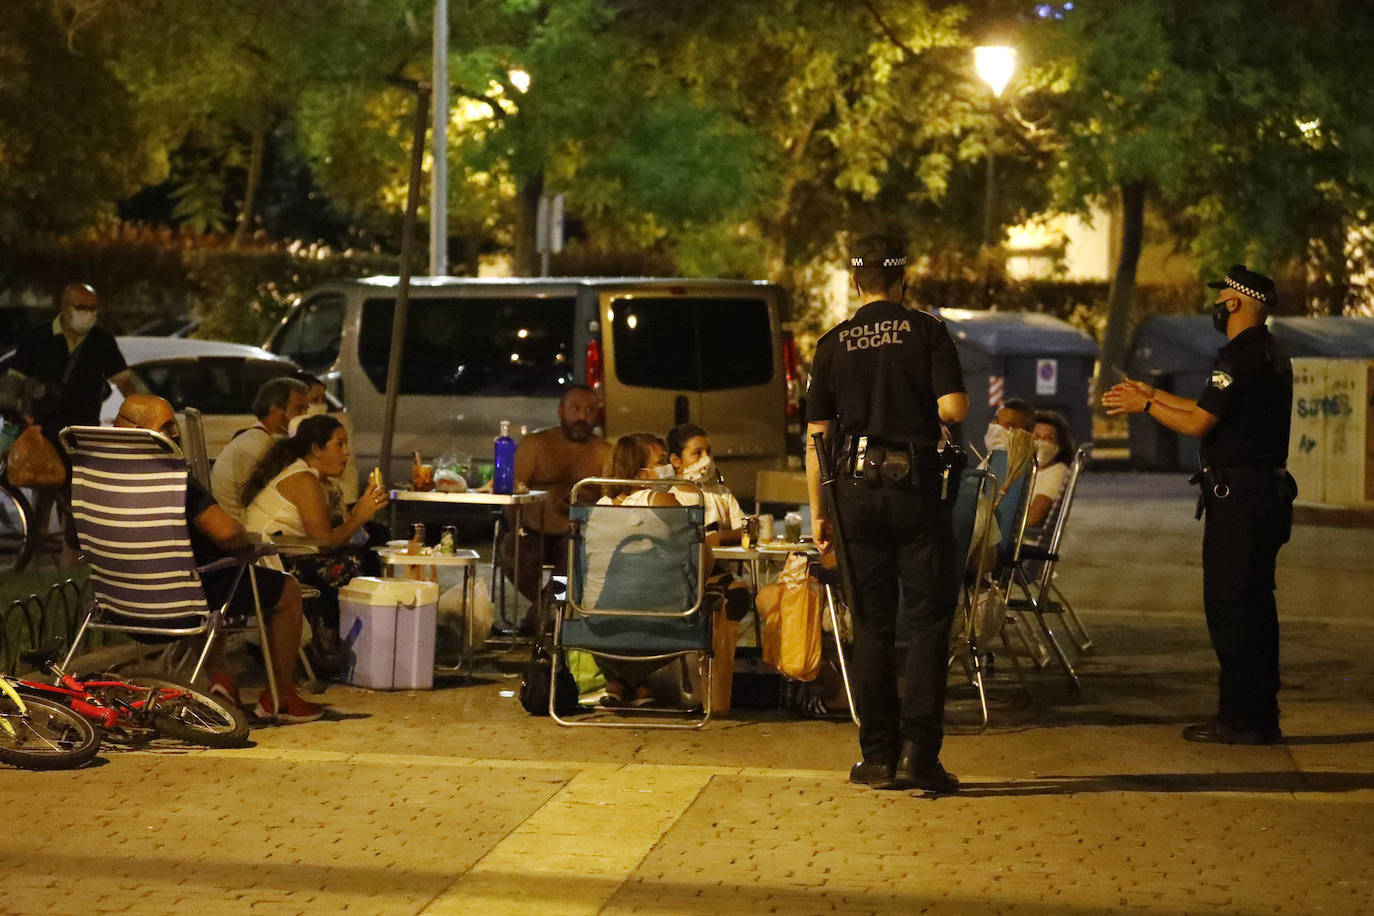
805;235;969;792
1104;265;1297;745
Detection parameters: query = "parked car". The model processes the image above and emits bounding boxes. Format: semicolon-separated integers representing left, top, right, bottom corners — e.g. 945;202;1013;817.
99;337;339;457
263;277;802;498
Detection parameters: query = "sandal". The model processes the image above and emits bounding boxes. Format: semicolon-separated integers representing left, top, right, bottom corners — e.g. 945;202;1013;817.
600;681;628;708
630;685;654;708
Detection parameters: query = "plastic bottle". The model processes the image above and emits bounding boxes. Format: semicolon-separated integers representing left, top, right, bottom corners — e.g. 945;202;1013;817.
492;420;516;495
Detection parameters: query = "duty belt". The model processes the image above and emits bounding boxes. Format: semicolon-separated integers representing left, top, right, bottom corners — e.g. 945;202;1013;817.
1189;464;1288;519
839;434;963;498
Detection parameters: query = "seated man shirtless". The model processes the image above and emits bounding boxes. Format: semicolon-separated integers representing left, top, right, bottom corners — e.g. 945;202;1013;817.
498;385;612;626
115;394;323;723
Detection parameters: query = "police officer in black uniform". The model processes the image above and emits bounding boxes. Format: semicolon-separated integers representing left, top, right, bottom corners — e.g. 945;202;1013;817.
805;235;969;792
1104;265;1295;745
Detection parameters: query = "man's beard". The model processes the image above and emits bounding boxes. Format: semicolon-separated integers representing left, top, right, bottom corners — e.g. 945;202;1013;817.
562;420;592;442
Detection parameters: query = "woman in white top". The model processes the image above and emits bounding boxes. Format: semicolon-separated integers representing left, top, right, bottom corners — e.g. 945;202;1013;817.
241;415;389;667
1027;410;1075;529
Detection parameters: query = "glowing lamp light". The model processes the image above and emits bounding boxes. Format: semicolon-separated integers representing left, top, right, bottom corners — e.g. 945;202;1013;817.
974;46;1017;98
508;69;531;93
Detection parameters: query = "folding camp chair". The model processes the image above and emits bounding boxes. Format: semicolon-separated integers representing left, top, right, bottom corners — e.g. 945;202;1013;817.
1005;445;1094;688
181;407;212;490
552;477;711;728
57;426;289;715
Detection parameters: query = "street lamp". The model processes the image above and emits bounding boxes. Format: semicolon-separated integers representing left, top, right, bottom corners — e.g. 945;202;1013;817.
974;44;1015;305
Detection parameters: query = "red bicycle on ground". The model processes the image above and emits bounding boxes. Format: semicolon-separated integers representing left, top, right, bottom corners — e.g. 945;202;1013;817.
14;645;249;748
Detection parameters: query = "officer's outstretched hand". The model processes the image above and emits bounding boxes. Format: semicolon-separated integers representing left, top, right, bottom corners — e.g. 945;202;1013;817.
814;516;835;555
1103;377;1150;416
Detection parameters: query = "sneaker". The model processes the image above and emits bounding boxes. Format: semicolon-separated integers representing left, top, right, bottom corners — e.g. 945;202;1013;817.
209;673;239;705
254;690;324;724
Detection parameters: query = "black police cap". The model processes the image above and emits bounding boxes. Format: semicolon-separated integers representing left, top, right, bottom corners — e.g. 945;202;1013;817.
1207;264;1277;306
850;235;909;269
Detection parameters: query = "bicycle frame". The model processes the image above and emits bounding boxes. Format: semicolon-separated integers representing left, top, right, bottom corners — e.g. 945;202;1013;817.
0;678;29;738
16;671;185;733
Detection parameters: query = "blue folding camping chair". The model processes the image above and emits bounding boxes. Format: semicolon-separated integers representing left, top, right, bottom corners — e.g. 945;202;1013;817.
552;478;712;728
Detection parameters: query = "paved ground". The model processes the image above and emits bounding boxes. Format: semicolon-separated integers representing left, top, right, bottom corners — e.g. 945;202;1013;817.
3;471;1374;915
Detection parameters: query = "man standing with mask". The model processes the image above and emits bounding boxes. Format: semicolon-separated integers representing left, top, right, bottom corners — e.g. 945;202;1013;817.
10;283;137;563
1104;265;1295;746
806;235;969;793
500;385;613;620
11;283;136;447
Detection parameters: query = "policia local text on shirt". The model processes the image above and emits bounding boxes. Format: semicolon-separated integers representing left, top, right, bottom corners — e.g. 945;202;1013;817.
805;235;969;794
1103;264;1297;747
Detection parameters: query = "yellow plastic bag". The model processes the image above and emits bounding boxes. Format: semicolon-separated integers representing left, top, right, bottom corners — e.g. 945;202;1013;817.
755;552;822;682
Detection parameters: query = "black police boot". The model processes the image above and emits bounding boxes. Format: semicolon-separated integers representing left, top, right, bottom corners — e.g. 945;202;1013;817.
895;741;960;794
848;760;898;790
1182;718;1283;746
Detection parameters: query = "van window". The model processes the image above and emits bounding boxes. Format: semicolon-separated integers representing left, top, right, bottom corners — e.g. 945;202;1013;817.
136;359;299;414
610;297;772;390
273;294;344;373
358;296;576;396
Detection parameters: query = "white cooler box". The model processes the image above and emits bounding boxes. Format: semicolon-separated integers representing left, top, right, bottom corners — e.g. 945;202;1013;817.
339;577;439;690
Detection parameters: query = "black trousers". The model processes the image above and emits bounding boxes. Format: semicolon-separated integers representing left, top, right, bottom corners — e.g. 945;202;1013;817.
1201;469;1291;731
835;478;957;765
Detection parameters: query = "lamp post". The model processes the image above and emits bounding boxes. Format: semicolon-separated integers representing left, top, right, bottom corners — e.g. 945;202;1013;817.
974;45;1016;252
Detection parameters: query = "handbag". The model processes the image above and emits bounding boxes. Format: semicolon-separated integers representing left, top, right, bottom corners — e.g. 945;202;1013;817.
519;642;581;716
755;551;823;682
5;423;66;488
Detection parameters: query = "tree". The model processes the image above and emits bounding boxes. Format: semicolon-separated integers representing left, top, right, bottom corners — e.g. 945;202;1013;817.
0;1;163;236
1035;0;1374;384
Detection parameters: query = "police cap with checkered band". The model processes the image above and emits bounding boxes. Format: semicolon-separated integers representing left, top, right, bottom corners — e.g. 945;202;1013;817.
1207;264;1277;307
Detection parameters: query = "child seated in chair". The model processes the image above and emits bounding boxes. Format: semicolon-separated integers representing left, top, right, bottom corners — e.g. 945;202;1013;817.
593;434;682;707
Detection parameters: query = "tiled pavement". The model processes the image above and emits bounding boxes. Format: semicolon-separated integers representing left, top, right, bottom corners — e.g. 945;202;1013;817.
2;473;1373;915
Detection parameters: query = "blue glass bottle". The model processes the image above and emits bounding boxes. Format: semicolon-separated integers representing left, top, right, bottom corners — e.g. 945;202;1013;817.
492;420;516;495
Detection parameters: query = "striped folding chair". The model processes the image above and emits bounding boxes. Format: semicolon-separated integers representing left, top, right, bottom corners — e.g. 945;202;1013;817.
56;426;285;711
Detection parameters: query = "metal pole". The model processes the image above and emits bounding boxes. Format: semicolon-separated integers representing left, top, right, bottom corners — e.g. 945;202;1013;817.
380;83;432;484
983;139;996;250
429;0;449;276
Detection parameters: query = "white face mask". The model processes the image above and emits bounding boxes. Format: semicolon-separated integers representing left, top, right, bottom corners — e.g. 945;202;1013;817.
682;454;716;483
983;423;1009;454
1034;440;1058;467
305;402;328;417
651;463;674;479
68;310;96;334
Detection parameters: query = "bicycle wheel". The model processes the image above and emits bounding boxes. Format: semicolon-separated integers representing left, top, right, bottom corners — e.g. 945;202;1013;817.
121;672;250;747
0;481;35;574
0;690;101;770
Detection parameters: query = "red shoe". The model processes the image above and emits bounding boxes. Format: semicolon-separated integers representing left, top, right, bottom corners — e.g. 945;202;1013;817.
254;690;324;724
209;673;239;704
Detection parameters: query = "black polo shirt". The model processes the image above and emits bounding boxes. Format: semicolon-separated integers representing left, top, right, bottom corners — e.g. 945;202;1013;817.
806;300;965;446
1197;324;1292;468
14;322;126;430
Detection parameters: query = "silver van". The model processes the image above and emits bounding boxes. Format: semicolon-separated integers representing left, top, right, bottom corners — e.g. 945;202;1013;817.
262;277;799;499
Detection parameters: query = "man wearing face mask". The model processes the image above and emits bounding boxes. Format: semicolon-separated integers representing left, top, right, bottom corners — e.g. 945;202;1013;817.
980;397;1035;457
10;283;137;563
10;283;136;448
1104;265;1296;746
211;377;309;520
806;235;969;794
